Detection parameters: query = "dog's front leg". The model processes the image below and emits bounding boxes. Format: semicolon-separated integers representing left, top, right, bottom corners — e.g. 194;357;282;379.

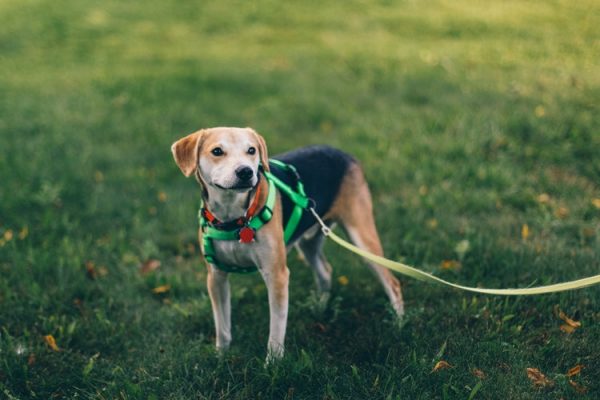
258;255;290;363
206;264;232;352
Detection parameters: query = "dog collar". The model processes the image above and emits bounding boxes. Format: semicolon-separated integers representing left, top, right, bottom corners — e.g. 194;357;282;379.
200;174;265;236
199;159;309;274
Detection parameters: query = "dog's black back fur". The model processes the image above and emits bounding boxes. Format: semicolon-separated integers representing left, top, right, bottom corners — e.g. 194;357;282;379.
270;145;355;243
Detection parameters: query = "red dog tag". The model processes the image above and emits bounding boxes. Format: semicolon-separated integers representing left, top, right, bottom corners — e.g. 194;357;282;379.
238;226;255;243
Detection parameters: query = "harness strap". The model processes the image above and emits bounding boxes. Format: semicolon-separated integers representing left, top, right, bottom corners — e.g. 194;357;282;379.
199;159;309;273
264;159;309;242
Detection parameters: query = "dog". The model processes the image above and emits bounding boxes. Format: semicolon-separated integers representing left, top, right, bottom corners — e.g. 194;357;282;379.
171;127;404;362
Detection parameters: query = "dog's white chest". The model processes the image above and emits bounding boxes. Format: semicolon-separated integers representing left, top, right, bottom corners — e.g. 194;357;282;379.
212;240;254;266
205;229;274;270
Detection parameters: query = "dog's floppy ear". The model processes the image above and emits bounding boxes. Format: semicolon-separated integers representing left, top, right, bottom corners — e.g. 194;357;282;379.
248;128;270;172
171;130;206;177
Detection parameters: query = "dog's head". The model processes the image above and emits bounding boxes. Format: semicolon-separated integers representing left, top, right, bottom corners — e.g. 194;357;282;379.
171;127;269;192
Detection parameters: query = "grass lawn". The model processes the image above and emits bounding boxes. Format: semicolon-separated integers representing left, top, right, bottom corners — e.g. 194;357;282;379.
1;0;599;398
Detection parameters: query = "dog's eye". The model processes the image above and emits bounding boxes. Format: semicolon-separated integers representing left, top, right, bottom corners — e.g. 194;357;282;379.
211;147;224;156
247;147;256;155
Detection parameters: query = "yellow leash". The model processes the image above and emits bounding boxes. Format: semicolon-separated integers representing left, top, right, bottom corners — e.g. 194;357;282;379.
309;209;600;295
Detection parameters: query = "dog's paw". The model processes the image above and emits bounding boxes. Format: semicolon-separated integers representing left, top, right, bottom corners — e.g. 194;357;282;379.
393;300;405;319
264;343;284;367
215;342;231;357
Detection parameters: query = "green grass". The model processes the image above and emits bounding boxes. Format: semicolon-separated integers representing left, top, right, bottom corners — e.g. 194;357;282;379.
1;0;599;398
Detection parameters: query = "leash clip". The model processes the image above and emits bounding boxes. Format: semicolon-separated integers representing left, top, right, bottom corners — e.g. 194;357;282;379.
309;207;331;236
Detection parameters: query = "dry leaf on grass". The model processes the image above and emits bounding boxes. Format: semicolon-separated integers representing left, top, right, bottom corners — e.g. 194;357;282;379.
566;365;583;377
521;224;530;240
140;259;161;275
472;368;486;379
556;307;581;332
560;324;576;334
526;368;554;388
152;284;171;294
4;229;13;241
85;261;97;280
537;193;550;204
86;261;108;279
426;218;438;229
554;206;569;219
337;276;349;286
44;335;60;352
591;198;600;209
440;260;461;271
432;360;452;372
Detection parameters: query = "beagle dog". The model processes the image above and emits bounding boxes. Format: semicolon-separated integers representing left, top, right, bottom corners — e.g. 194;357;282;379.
171;127;404;362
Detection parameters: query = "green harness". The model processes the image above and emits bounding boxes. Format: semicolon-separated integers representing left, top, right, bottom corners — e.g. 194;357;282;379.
198;159;310;273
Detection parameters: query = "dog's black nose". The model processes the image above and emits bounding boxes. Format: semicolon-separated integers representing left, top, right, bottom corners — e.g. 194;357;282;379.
235;166;254;181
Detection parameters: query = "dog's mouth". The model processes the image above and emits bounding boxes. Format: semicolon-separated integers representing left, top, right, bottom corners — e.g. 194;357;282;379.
214;182;254;191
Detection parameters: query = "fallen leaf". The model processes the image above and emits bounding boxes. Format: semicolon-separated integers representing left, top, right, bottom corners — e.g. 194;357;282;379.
44;335;60;352
521;224;530;240
158;191;167;202
432;360;452;372
426;218;438;229
472;368;486;379
152;284;171;294
566;365;583;377
4;229;13;241
560;324;576;334
27;353;36;366
558;309;581;328
526;367;554;387
440;260;461;271
140;259;161;275
554;206;569;219
338;276;349;286
314;322;327;333
592;198;600;209
85;261;97;280
569;379;587;394
537;193;551;204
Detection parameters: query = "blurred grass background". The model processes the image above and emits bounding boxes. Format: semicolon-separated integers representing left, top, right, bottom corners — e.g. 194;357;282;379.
0;0;599;398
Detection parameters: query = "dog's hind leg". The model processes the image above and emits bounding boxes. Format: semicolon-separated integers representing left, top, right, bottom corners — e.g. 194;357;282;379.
328;164;405;318
297;229;333;300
